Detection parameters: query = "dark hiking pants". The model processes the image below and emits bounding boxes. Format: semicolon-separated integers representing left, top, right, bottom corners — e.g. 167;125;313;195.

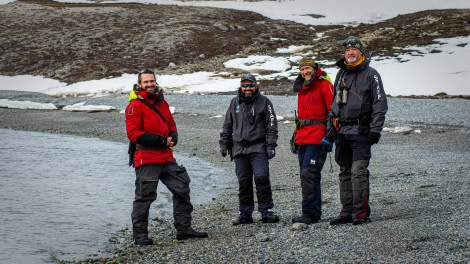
132;160;193;239
335;134;372;219
234;153;274;218
297;144;327;220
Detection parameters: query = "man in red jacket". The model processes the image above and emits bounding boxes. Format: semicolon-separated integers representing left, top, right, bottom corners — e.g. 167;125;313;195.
291;57;334;224
125;68;207;245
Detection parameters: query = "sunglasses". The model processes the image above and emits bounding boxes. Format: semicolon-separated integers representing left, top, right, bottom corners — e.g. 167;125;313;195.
241;83;256;88
139;68;155;74
343;39;360;49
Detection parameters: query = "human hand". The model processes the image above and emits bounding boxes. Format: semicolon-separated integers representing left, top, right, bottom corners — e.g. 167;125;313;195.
220;147;227;157
325;128;336;143
169;132;178;147
368;132;381;145
167;137;175;147
267;148;275;159
321;138;333;152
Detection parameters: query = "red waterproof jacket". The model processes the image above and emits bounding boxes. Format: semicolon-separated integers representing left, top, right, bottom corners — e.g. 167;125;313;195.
125;90;177;167
294;66;334;145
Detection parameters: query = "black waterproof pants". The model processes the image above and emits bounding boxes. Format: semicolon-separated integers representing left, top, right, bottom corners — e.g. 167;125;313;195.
335;134;371;219
131;160;193;239
234;152;274;218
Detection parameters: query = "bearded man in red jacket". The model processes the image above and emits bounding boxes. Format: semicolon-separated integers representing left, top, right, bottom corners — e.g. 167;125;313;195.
125;68;207;245
291;58;334;224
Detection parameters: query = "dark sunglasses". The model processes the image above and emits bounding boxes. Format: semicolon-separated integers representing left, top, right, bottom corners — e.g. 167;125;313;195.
241;83;256;88
139;68;155;74
343;39;360;48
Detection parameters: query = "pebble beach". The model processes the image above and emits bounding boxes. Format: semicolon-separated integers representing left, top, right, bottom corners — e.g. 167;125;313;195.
0;92;469;263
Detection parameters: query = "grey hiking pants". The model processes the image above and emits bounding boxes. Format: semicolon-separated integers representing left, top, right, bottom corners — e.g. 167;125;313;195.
335;134;372;219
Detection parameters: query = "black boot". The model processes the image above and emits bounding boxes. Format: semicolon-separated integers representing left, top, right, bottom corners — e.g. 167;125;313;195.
176;227;208;240
134;235;154;245
329;216;353;226
262;213;280;223
232;216;254;225
353;217;371;225
261;209;279;223
292;215;318;225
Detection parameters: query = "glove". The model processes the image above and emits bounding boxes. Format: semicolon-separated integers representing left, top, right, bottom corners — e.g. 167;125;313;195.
368;132;381;145
321;138;333;152
324;128;336;143
169;131;178;147
220;146;227;157
171;136;178;146
267;148;275;159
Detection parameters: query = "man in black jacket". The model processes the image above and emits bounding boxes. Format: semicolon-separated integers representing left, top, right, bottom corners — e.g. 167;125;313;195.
219;73;279;225
325;36;388;226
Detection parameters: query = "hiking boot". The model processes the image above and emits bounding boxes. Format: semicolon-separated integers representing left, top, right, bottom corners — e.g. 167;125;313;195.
353;217;371;225
134;235;154;245
232;216;254;226
329;216;353;226
176;227;208;240
292;215;318;225
262;214;280;223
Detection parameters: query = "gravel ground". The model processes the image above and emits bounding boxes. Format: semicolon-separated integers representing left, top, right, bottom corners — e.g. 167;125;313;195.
1;92;469;263
1;1;469;262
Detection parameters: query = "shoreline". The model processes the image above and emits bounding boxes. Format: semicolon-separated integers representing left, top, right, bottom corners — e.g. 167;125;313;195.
1;95;469;263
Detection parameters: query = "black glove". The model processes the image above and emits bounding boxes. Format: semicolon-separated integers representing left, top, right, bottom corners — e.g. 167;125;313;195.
267;148;275;159
321;138;333;152
220;146;227;157
368;132;381;145
169;131;178;147
324;128;336;143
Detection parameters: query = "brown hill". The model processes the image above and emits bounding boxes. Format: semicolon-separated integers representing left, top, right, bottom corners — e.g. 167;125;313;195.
0;0;469;95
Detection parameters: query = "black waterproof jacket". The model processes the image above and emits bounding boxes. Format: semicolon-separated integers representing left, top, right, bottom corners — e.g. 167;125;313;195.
329;58;388;135
219;88;278;158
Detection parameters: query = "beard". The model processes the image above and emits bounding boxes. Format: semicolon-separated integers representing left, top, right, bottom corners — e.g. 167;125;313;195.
345;55;360;64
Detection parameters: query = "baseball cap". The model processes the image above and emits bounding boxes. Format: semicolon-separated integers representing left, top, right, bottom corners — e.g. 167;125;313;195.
240;73;257;83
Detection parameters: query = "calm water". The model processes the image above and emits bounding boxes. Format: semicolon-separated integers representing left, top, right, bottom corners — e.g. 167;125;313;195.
0;129;227;263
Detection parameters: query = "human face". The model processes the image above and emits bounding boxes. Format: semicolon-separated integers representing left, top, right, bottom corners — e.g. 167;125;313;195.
240;81;257;97
300;65;315;81
344;47;362;64
139;73;157;94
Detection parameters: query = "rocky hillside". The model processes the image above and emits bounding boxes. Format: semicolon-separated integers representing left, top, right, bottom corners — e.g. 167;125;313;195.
0;0;469;95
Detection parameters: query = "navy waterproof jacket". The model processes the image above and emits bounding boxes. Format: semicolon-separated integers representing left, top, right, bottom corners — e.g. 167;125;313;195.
329;58;388;135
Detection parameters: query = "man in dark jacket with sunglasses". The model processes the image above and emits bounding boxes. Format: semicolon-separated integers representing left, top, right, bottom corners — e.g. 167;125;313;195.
219;73;279;225
325;36;388;226
125;68;208;245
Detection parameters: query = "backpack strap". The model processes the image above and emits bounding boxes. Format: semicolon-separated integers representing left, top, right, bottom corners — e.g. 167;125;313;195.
139;99;166;123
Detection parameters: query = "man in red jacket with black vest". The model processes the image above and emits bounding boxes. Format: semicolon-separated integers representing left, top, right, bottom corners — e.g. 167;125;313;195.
125;68;207;245
292;58;334;225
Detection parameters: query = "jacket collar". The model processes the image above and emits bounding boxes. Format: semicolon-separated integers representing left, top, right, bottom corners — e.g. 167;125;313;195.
136;90;164;103
336;57;370;72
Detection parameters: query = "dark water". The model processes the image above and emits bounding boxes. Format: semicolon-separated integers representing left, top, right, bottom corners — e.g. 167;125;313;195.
0;128;227;263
